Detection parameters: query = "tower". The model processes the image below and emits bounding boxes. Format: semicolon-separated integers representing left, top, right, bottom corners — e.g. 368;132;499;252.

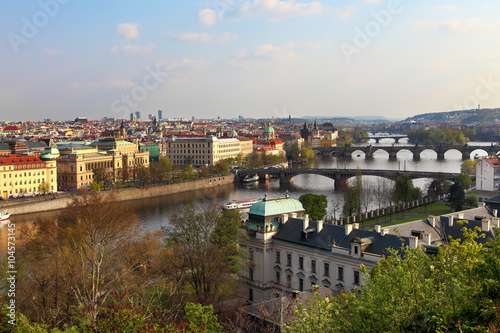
158;109;163;120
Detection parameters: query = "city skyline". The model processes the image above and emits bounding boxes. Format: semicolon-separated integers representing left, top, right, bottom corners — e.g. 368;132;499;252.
1;0;500;122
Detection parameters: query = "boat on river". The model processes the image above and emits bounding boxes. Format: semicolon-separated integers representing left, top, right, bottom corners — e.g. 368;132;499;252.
242;174;259;182
223;198;262;210
0;211;11;222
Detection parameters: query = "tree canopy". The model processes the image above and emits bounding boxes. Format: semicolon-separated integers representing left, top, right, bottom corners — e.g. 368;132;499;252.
298;193;328;221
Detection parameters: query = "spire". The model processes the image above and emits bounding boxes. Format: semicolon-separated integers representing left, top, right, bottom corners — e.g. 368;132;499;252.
314;119;318;130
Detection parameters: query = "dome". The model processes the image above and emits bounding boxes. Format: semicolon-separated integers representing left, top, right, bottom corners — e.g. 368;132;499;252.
263;125;275;133
230;129;238;136
41;154;56;160
42;147;60;156
249;197;304;217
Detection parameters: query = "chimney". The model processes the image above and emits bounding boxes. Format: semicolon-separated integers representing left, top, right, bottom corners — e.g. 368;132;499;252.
482;220;491;232
457;213;464;219
375;225;381;233
290;213;297;218
409;236;419;249
282;214;289;224
292;290;300;300
428;216;436;228
381;228;389;236
353;223;359;230
345;224;353;235
493;209;498;217
493;218;500;228
448;216;453;227
422;232;431;245
317;220;323;233
303;214;309;230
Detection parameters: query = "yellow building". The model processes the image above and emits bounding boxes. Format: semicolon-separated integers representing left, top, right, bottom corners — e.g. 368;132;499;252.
56;138;149;190
0;154;57;198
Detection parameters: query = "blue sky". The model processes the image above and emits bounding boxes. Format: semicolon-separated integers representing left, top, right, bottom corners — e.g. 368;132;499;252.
1;0;499;121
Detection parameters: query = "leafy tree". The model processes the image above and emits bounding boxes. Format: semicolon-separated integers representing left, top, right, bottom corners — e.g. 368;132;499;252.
163;203;240;306
299;146;315;160
461;159;478;175
136;164;150;185
449;174;470;211
291;143;300;160
426;174;448;197
342;187;359;218
288;228;500;332
182;164;198;180
93;167;112;186
183;302;223;333
214;159;230;175
466;194;478;207
299;193;328;221
38;180;50;194
393;175;420;203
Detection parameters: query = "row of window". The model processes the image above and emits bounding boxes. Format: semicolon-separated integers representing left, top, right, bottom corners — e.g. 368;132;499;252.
4;171;47;178
1;163;44;170
3;178;48;186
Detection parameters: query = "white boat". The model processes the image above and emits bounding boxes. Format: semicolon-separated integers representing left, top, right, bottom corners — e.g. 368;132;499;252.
243;174;259;182
223;198;262;210
0;211;11;222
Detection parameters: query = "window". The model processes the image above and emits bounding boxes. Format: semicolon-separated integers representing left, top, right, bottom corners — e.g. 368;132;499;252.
249;288;253;302
276;271;280;284
287;254;292;266
299;278;304;291
249;268;253;281
311;260;316;273
354;271;360;285
276;251;281;263
287;275;292;286
338;267;344;281
299;257;304;270
354;246;358;255
324;263;330;277
249;249;254;261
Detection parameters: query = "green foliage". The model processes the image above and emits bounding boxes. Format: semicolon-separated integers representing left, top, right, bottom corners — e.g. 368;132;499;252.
466;195;478;207
461;159;478;175
290;143;300;160
426;175;448;197
299;146;315;160
298;193;328;221
342;187;359;217
408;127;472;144
38;180;50;194
288;229;500;332
182;164;199;180
184;303;222;333
393;175;421;203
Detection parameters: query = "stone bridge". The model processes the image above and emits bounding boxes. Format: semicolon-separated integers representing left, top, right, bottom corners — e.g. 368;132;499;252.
355;134;408;143
234;168;460;191
321;143;500;160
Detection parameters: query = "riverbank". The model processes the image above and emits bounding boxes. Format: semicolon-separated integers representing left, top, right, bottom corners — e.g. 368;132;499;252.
0;175;234;216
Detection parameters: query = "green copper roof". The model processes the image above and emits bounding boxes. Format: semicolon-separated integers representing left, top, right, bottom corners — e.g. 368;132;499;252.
263;125;275;133
249;197;304;216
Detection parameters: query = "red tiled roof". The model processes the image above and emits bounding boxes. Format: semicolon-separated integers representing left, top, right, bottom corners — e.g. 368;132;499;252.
485;158;500;168
0;155;44;165
4;126;20;131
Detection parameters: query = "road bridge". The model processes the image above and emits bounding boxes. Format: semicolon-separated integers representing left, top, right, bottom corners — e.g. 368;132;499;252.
234;168;460;191
355;134;408;143
321;143;500;160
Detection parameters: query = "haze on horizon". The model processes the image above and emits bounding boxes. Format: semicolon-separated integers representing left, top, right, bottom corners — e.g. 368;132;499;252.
1;0;499;122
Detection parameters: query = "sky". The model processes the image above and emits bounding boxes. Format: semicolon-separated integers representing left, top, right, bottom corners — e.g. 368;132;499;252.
1;0;499;122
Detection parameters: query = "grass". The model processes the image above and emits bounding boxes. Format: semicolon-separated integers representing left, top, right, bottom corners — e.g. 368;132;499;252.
361;202;453;229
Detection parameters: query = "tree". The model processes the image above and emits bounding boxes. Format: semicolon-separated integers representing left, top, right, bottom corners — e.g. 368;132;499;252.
93;167;112;186
299;146;315;160
290;143;300;160
342;187;359;218
299;193;328;221
163;203;240;306
449;174;469;211
461;159;478;175
136;164;150;186
182;164;198;180
38;180;50;194
426;174;448;197
393;175;420;203
288;228;500;332
353;168;363;213
214;159;230;175
466;194;478;207
14;191;159;326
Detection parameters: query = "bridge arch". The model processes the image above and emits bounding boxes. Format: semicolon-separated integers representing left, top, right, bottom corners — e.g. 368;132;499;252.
467;148;489;159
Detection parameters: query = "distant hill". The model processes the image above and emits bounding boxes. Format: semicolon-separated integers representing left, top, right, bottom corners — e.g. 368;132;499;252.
403;108;500;124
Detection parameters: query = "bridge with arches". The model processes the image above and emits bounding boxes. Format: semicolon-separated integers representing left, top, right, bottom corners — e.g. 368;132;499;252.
320;143;500;160
234;168;460;191
355;134;408;143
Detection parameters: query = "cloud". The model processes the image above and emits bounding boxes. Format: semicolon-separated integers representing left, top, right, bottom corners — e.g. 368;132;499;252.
116;23;140;38
365;0;381;3
110;43;155;55
333;5;356;19
198;8;217;25
43;48;62;56
433;5;457;11
412;18;500;33
65;80;135;92
167;31;237;43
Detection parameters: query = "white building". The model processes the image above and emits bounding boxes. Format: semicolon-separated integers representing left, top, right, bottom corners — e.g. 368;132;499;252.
239;194;414;303
476;157;500;191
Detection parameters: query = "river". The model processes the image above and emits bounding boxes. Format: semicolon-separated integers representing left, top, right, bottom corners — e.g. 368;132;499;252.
2;139;496;237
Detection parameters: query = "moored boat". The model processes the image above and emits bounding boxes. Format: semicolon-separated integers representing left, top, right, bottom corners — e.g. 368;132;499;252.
0;211;11;222
243;174;259;182
223;198;262;210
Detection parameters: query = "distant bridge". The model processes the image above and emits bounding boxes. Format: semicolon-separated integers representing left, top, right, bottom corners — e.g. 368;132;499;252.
235;168;460;191
320;143;500;160
355;134;408;143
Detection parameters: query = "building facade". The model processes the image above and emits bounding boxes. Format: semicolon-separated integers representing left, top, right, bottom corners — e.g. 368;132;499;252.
239;195;413;303
476;157;500;191
0;154;57;198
